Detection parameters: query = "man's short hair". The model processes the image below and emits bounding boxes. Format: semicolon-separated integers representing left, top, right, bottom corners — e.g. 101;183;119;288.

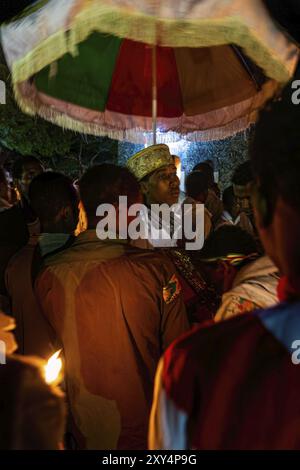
250;81;300;212
222;186;236;212
192;162;214;187
232;161;253;187
28;172;78;224
11;155;42;181
185;171;209;199
203;159;214;170
200;225;257;259
79;164;140;220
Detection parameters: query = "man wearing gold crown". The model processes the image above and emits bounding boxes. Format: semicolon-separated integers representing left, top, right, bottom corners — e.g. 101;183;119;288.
126;144;181;249
127;145;220;325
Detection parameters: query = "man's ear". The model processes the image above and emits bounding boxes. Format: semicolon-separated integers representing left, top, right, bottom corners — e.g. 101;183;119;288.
56;205;70;222
140;180;149;196
64;205;73;221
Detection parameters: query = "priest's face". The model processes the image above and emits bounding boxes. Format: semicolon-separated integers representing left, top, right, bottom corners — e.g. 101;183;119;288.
142;164;180;206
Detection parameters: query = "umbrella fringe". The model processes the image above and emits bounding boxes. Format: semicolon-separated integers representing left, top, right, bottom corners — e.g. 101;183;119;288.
9;30;69;84
13;80;256;144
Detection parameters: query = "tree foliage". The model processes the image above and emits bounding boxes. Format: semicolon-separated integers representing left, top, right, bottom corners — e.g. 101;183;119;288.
0;55;118;177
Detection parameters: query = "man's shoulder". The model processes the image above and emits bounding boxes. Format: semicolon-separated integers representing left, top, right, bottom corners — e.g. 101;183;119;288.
42;239;174;276
122;245;172;263
107;246;177;282
167;313;257;360
166;301;300;368
7;243;35;268
36;243;179;299
161;311;268;412
161;316;260;414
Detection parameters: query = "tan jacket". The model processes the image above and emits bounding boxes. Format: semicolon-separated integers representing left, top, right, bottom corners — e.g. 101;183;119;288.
35;230;189;450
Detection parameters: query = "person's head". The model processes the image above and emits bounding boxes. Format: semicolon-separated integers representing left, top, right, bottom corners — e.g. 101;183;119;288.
12;155;44;198
232;160;254;217
0;167;9;202
193;162;214;188
196;224;258;294
28;172;79;234
199;224;257;261
127;144;180;206
185;171;209;203
250;82;300;278
223;186;239;219
79;164;141;230
204;159;214;170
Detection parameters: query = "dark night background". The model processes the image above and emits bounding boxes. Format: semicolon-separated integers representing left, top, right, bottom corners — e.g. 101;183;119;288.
0;1;36;23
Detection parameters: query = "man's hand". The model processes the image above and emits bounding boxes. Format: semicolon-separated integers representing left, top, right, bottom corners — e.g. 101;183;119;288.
0;312;17;355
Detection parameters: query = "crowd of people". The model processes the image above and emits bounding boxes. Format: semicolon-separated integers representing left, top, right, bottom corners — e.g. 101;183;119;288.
0;77;299;449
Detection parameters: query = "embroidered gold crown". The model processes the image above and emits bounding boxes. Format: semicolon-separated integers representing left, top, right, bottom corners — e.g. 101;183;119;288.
126;144;173;181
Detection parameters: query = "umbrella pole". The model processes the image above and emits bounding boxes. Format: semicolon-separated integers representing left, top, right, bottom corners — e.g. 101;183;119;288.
152;45;157;145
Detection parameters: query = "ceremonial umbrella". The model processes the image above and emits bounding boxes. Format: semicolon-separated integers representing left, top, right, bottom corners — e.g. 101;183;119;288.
1;0;298;143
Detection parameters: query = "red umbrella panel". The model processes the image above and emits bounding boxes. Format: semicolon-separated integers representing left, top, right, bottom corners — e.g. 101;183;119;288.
17;32;278;143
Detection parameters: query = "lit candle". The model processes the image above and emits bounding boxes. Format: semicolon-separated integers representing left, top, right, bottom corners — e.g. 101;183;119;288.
44;349;63;386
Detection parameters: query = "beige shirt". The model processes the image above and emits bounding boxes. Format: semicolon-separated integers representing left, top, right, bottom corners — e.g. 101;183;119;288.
35;230;189;449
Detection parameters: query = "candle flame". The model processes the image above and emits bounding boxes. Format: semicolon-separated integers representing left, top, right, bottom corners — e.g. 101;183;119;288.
44;349;62;385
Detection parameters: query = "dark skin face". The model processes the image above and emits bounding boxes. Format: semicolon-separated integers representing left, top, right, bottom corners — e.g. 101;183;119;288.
16;161;44;197
233;183;253;218
228;197;240;220
193;190;208;204
141;164;180;206
235;195;252;217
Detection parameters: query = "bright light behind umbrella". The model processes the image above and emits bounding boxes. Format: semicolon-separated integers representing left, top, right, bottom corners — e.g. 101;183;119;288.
44;349;63;385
